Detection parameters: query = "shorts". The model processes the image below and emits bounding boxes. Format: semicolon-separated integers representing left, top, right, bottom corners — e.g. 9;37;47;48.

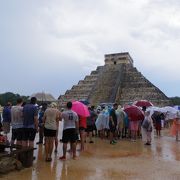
85;125;94;132
11;128;23;141
156;123;161;130
79;127;86;131
22;128;36;141
109;121;117;133
130;121;139;131
2;122;10;134
44;128;57;137
62;128;78;143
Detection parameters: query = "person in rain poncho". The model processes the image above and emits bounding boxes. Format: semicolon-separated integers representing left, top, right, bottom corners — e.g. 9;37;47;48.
141;111;154;145
116;105;125;139
104;106;110;136
170;111;180;141
95;107;107;139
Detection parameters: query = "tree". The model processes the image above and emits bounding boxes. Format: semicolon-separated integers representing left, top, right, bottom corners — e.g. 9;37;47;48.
170;96;180;106
0;92;29;106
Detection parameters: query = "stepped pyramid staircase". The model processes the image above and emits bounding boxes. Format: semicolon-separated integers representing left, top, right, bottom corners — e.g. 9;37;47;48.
115;65;170;106
58;52;171;107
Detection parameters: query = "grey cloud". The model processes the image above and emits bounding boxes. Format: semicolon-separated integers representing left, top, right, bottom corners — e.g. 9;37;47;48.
0;0;180;97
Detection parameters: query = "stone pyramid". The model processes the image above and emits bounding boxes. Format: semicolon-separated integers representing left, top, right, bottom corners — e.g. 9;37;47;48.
58;52;170;107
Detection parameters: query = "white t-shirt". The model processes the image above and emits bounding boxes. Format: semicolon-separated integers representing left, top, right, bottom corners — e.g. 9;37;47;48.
11;105;23;129
62;110;78;130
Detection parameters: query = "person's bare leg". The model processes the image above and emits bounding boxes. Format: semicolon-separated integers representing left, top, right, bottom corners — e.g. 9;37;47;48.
39;127;44;143
80;131;85;151
89;132;93;142
11;140;15;145
45;137;49;160
147;132;151;144
134;131;137;140
63;143;67;157
110;132;113;143
29;140;34;148
54;137;58;152
176;130;179;141
49;137;54;159
100;130;103;139
71;142;77;159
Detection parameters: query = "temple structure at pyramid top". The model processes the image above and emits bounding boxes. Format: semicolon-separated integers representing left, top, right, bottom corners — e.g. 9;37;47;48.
105;52;133;65
58;52;171;107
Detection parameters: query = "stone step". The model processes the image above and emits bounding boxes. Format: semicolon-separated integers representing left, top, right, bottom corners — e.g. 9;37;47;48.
78;81;96;86
68;86;92;91
121;87;157;93
71;85;93;90
123;76;146;81
96;66;104;71
90;70;99;75
64;94;89;99
122;83;152;88
84;75;98;81
120;93;168;100
65;91;91;96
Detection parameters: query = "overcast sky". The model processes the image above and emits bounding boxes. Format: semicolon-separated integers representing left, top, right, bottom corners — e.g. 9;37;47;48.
0;0;180;98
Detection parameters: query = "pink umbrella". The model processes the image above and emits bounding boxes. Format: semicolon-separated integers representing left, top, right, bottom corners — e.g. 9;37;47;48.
72;101;90;117
133;100;153;107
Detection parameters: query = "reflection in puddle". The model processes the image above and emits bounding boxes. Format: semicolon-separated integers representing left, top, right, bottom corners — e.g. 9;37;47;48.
3;132;180;180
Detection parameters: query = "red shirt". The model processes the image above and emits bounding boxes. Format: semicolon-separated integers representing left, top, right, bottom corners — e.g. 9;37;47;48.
79;116;87;128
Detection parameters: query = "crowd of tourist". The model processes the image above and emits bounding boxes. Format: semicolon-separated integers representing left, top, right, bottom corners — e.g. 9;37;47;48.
0;97;180;162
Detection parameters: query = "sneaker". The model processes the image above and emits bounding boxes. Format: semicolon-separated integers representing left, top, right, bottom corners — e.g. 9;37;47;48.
59;156;66;160
89;141;94;143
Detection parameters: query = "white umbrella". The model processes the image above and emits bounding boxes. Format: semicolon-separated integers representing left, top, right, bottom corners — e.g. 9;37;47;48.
159;106;179;120
160;106;178;113
146;106;161;116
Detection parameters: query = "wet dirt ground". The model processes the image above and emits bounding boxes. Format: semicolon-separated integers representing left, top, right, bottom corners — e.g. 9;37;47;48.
1;129;180;180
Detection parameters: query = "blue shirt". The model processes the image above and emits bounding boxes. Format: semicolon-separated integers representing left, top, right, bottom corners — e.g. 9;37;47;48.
2;106;11;123
23;104;38;128
38;110;45;127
